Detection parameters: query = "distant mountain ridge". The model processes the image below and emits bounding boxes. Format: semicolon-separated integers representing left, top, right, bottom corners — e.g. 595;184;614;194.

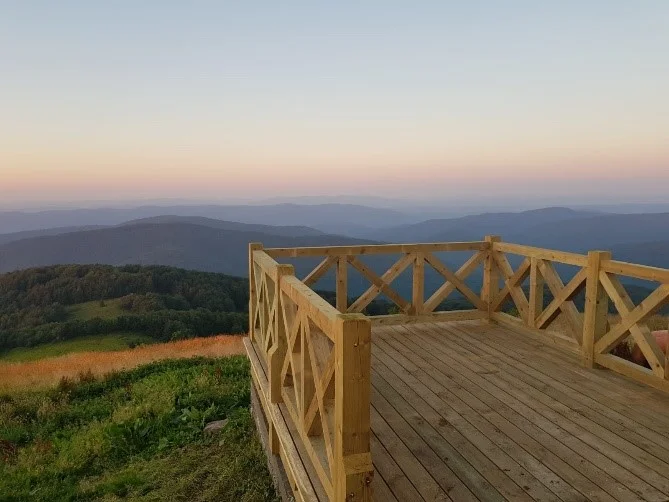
0;203;411;234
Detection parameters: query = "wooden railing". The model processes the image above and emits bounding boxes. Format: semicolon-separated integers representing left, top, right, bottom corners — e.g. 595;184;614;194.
247;237;669;500
248;244;373;501
265;241;489;326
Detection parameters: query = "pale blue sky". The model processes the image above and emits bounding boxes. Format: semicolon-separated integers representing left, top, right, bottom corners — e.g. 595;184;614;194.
2;1;668;206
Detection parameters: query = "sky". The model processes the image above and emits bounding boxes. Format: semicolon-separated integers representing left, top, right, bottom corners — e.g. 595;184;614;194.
2;1;669;208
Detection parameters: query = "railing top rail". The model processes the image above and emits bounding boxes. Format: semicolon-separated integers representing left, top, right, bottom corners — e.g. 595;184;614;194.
601;258;669;283
264;241;489;258
492;242;588;267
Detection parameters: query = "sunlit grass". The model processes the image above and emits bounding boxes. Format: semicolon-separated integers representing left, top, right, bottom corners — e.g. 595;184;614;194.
0;332;156;363
0;335;245;392
0;355;278;501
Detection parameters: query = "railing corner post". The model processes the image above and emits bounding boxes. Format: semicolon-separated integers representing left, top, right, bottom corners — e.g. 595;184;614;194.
483;235;502;320
334;314;373;501
582;250;611;368
269;263;294;405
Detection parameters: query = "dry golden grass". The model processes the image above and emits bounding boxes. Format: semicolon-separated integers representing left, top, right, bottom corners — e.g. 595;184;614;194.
0;335;246;392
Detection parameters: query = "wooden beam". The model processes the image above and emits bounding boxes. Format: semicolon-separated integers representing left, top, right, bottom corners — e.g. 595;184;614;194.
601;258;669;283
334;314;373;501
424;252;486;311
534;267;587;329
265;241;489;258
528;257;544;328
490;255;530;320
412;252;425;315
370;309;486;326
249;243;264;341
538;260;584;342
482;235;501;318
336;257;348;313
581;251;610;368
423;250;486;313
346;254;412;314
303;256;336;287
492;242;588;267
280;275;340;338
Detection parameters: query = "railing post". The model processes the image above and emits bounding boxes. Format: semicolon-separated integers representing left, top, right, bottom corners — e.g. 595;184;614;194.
249;243;264;341
334;314;373;501
582;250;611;368
412;252;425;315
336;257;348;313
529;257;544;328
482;235;501;319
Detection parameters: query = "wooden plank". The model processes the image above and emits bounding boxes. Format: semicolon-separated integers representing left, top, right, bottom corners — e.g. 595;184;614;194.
468;322;669;445
304;256;337;287
595;354;669;395
336;257;347;313
373;337;587;502
244;338;321;502
424;252;486;311
347;254;412;314
492;242;588;267
412;252;425;315
371;406;453;501
370;309;486;327
601;259;669;284
281;275;339;338
475;320;669;435
334;315;373;501
423;250;486;313
391;324;659;502
371;388;479;501
440;324;669;491
492;312;581;354
373;354;564;502
582;251;611;368
528;257;544;328
377;328;622;502
370;432;422;501
265;241;489;258
470;320;669;437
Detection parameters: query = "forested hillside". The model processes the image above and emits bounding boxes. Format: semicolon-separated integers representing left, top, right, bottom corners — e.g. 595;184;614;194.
0;265;249;351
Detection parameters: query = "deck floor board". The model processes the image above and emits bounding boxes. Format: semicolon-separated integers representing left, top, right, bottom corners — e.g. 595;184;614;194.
371;321;669;502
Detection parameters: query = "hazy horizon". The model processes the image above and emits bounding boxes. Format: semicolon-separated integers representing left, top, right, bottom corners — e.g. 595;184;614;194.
2;2;668;206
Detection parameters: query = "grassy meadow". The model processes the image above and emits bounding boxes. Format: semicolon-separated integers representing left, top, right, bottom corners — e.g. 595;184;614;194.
67;299;126;321
0;333;156;363
0;351;278;501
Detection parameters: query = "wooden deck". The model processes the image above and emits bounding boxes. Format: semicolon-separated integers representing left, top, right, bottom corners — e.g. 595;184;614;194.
370;321;669;502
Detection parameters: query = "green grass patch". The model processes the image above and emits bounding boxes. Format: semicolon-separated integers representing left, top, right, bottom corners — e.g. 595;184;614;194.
0;356;278;501
68;298;125;321
0;333;156;363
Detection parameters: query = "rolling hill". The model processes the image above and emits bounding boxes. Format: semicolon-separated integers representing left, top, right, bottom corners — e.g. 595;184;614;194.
371;207;598;242
0;221;374;276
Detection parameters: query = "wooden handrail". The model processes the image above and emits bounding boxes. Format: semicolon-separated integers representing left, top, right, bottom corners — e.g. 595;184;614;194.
265;241;488;258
